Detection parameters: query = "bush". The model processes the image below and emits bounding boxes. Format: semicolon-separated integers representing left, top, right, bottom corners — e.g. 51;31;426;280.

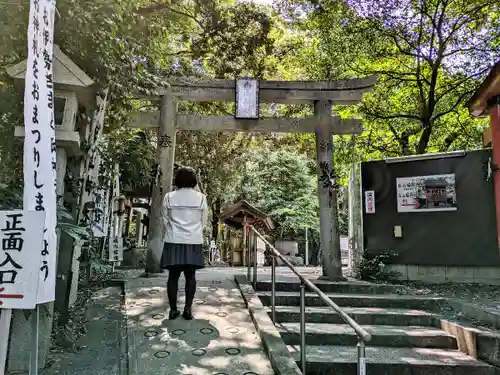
357;250;401;282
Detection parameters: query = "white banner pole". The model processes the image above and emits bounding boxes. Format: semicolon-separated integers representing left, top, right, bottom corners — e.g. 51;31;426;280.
0;309;12;375
29;307;40;375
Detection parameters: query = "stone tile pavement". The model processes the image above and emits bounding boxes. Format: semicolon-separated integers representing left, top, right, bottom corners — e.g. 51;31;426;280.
31;267;349;375
125;271;275;375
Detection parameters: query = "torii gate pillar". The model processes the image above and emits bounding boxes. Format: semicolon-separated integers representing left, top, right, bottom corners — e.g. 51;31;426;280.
145;89;177;274
315;101;345;280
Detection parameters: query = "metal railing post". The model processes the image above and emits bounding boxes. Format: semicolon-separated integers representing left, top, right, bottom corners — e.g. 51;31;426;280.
248;225;371;372
300;281;307;375
357;340;366;375
252;231;258;289
245;224;251;281
271;253;276;324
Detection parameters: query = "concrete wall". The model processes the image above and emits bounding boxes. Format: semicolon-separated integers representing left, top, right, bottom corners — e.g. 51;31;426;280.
361;149;500;283
387;265;500;285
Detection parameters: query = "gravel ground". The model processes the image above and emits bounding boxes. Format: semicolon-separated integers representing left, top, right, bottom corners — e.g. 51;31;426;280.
394;281;500;310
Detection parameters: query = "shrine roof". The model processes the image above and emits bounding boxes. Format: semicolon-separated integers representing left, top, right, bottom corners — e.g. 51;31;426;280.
468;60;500;117
218;200;273;231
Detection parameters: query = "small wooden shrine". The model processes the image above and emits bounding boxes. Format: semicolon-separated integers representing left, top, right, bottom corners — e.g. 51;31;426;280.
218;200;273;266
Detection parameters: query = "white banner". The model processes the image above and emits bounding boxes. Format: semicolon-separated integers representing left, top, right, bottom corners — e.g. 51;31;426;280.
23;0;58;304
93;181;110;237
108;165;123;262
0;211;45;309
82;91;107;213
396;174;457;213
235;78;259;119
109;235;123;263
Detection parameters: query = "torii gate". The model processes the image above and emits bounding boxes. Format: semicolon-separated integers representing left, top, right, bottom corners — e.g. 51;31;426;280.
130;77;376;280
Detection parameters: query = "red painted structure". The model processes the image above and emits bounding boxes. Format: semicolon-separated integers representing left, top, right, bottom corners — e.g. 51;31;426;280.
469;61;500;248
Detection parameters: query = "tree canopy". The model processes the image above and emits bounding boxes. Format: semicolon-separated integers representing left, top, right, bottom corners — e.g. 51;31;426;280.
1;0;498;246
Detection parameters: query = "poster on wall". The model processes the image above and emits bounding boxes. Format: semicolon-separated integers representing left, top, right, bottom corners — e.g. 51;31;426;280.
396;174;457;213
365;190;375;214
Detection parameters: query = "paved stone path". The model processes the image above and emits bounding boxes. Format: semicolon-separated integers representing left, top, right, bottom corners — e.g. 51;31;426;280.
125;273;275;375
41;286;124;375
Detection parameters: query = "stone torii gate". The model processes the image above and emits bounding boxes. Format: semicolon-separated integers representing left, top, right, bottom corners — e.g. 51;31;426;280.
130;77;376;280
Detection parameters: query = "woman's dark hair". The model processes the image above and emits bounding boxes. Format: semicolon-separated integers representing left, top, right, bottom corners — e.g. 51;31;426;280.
174;166;198;189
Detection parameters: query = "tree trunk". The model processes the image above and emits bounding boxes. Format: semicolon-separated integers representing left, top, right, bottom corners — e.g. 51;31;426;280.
417;123;433;154
401;131;410;155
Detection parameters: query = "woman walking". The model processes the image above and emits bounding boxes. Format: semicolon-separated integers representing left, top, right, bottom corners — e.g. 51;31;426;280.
160;166;208;320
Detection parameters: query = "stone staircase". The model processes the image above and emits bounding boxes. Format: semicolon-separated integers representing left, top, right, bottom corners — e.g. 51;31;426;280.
252;280;500;375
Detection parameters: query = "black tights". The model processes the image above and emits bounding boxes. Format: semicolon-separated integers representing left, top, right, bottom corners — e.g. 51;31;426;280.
167;265;197;312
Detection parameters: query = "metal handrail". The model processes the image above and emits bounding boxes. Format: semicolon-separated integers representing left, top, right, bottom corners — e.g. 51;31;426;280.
246;225;370;375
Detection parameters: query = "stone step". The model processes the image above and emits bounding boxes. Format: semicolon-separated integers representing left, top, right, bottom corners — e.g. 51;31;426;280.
256;280;401;294
278;323;457;349
287;345;497;375
257;291;445;310
268;306;439;326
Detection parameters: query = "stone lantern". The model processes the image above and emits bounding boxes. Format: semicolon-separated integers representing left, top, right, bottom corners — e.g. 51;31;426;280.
5;45;97;372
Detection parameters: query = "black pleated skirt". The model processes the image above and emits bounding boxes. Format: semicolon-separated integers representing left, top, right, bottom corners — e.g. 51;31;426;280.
160;242;205;270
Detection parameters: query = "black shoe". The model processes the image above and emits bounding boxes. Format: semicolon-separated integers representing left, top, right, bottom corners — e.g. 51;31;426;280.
182;309;193;320
169;309;180;320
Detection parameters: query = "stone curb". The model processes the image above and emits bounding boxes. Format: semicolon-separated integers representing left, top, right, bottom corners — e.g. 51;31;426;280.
117;282;129;375
123;280;138;375
234;275;303;375
438;316;500;367
442;299;500;367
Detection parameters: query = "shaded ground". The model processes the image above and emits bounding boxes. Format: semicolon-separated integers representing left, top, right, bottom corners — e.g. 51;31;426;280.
41;284;124;375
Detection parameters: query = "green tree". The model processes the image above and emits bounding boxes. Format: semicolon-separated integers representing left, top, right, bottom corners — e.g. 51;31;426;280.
308;0;499;154
238;148;319;242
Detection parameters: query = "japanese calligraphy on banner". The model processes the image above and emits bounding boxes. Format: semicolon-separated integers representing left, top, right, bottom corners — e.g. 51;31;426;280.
108;165;123;262
80;93;108;235
23;0;57;304
93;180;110;237
0;211;45;309
396;174;457;213
108;234;123;263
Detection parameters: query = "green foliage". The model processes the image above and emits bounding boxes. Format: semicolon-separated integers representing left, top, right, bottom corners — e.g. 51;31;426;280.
189;2;278;78
357;250;401;282
105;128;156;194
278;0;497;157
238;148;319;240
